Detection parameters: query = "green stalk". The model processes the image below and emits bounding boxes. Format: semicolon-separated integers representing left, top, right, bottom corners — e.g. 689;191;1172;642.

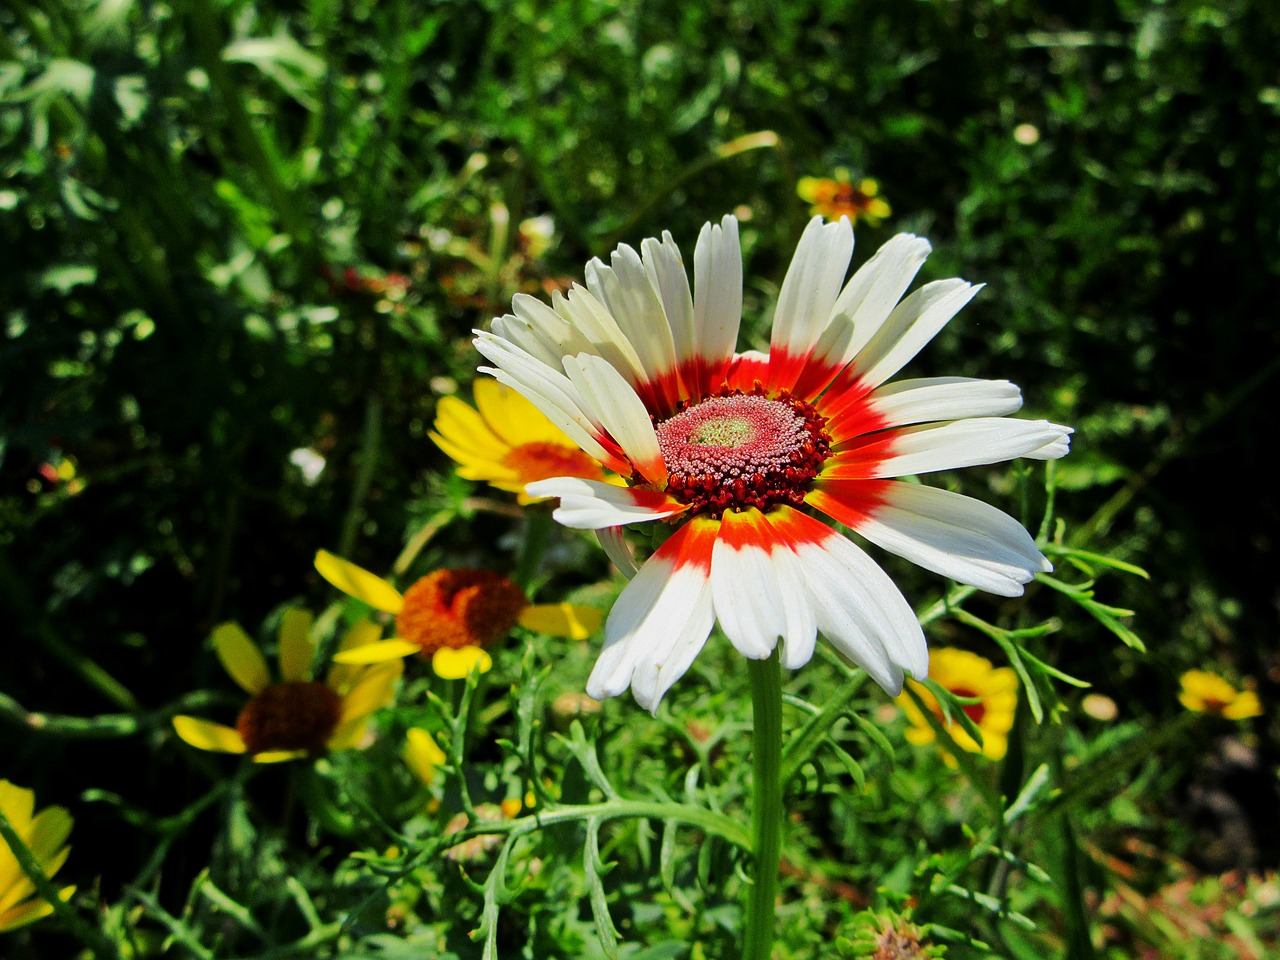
743;649;784;960
513;507;554;590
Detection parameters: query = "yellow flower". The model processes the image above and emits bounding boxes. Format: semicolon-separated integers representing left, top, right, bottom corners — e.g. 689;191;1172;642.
796;169;891;226
0;781;75;933
1178;670;1263;720
897;648;1018;761
402;729;448;786
172;611;403;763
314;551;603;679
431;379;608;504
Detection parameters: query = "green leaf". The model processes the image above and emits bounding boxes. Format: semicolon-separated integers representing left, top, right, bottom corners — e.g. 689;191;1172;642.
584;817;621;958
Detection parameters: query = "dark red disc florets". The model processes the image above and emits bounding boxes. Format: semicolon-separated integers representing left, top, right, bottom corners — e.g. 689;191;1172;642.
654;390;830;518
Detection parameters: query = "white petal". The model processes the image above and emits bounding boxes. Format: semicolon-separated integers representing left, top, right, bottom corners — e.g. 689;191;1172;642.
850;279;982;390
792;531;927;694
548;286;648;386
642;232;695;368
474;334;619;468
1024;433;1073;460
563;354;666;484
809;233;933;375
586;244;678;390
588;544;715;714
865;377;1023;428
692;215;743;373
596;526;640;579
769;541;819;670
490;310;565;370
855;482;1051;597
710;535;785;660
861;419;1075;478
770;216;854;359
525;477;685;529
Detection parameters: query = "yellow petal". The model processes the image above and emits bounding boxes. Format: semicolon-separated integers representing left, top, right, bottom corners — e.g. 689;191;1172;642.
327;619;384;693
337;618;384;653
472;379;572;447
0;845;70;916
518;603;602;640
277;608;315;682
432;646;493;680
211;623;270;694
796;177;824;203
0;781;35;833
0;896;55;933
339;661;403;723
402;728;447;785
1224;691;1263;720
252;750;306;764
25;807;72;865
314;550;404;614
327;717;371;751
431;395;512;462
332;639;421;664
172;716;247;754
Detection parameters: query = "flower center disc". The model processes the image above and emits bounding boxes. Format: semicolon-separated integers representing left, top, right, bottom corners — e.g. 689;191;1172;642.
396;569;528;654
655;392;830;517
237;681;342;755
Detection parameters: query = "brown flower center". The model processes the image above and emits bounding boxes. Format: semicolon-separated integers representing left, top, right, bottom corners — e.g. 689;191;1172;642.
396;569;528;655
655;391;830;518
236;681;342;755
503;441;604;485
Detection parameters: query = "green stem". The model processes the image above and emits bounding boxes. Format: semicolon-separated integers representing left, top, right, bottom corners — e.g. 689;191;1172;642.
743;649;784;960
513;507;554;591
338;393;383;559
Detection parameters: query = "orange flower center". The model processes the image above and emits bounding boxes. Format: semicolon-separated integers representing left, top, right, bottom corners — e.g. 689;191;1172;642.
236;681;342;755
502;441;604;485
831;182;872;211
396;569;528;655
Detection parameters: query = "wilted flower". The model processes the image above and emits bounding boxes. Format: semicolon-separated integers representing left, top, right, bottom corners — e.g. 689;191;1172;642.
172;612;402;762
476;214;1070;711
1178;670;1263;720
431;379;608;504
314;551;603;679
897;648;1018;761
797;170;891;226
0;781;75;933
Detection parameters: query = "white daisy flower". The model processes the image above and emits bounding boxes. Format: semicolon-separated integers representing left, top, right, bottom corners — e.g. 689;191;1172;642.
475;215;1071;712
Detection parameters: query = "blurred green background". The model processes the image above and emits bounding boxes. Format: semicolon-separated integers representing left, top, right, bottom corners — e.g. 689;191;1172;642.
2;0;1278;953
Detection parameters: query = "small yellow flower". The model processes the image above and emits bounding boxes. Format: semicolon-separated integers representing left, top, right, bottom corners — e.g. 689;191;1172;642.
172;611;403;762
897;648;1018;761
431;379;607;504
796;169;891;226
314;551;603;677
1178;670;1263;720
0;781;75;933
402;728;448;786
